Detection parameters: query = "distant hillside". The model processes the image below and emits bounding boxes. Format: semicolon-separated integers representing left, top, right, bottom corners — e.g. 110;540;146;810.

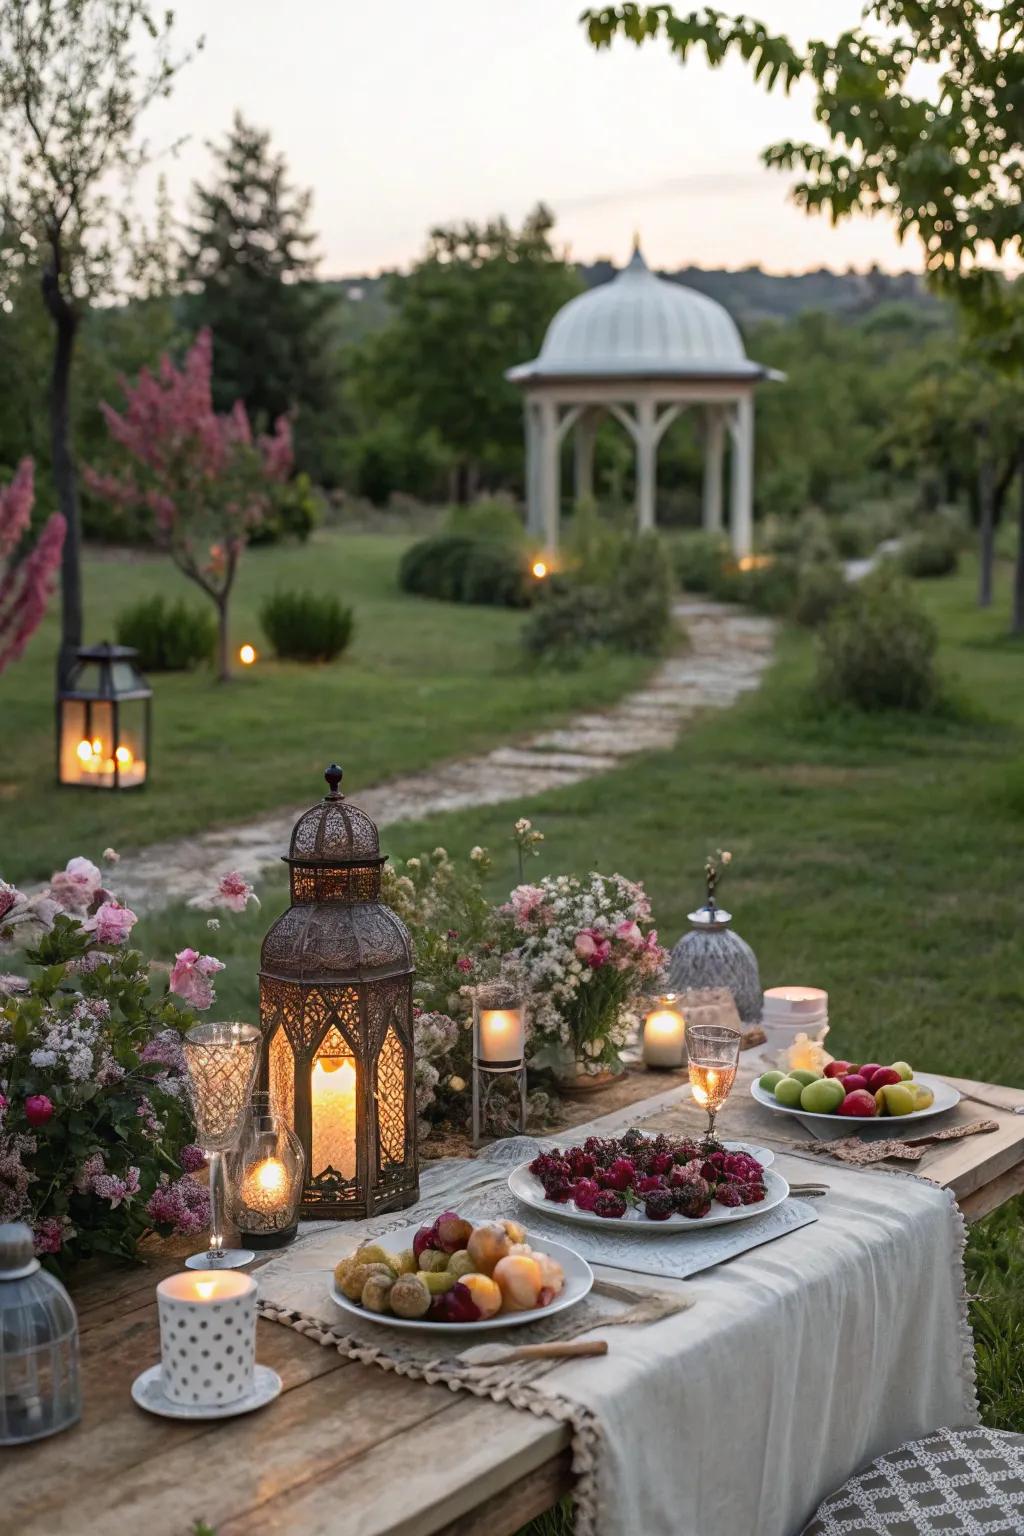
324;262;940;342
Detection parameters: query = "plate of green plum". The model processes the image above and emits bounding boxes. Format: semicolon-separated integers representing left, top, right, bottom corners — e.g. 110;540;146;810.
751;1061;959;1126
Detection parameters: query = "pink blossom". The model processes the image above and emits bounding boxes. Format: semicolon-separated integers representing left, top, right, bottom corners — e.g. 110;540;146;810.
139;1030;185;1071
456;956;473;974
24;1094;54;1128
0;881;19;924
48;856;103;913
102;847;120;864
575;928;612;969
82;899;137;945
74;1151;106;1193
614;920;643;949
179;1144;206;1174
169;947;225;1010
146;1173;210;1237
33;1217;64;1255
0;458;65;676
510;884;547;928
214;870;257;913
92;1166;140;1208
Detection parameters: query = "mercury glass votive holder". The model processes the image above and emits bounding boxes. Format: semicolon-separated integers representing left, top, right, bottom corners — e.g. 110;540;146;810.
227;1095;304;1249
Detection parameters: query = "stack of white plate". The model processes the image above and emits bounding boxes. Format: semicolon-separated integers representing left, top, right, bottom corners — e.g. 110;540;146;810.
760;986;829;1055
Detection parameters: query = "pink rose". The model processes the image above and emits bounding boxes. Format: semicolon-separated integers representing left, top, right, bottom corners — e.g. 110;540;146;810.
614;920;643;948
575;929;611;968
575;931;597;961
0;880;19;923
83;899;137;946
25;1094;54;1128
48;856;102;913
169;947;225;1011
215;870;257;913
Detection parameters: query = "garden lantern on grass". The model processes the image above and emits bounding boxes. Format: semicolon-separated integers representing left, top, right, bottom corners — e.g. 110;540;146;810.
258;764;418;1219
56;642;151;790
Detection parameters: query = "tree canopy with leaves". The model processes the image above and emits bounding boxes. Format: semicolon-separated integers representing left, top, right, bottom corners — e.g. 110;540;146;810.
0;0;192;682
351;204;581;500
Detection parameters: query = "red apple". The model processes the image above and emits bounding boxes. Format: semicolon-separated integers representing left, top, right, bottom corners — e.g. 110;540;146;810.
824;1061;855;1080
868;1067;902;1091
838;1089;879;1118
841;1073;869;1093
859;1064;883;1084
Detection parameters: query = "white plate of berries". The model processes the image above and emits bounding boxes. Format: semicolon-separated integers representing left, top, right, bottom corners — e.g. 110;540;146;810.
508;1131;789;1232
330;1214;593;1332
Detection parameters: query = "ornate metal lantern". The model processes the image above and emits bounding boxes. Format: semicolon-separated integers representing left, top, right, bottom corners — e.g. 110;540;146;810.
57;642;151;790
258;764;418;1220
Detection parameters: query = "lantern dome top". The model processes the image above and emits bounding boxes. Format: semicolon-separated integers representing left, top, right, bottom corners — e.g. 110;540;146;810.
288;764;381;867
506;246;768;384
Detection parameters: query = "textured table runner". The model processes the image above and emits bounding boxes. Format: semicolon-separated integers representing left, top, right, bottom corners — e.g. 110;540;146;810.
257;1106;978;1536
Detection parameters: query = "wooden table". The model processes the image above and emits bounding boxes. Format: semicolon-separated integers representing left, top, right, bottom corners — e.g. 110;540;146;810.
15;1069;1024;1536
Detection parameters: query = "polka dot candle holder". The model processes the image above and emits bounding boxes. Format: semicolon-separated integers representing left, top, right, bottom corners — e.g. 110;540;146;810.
156;1270;256;1408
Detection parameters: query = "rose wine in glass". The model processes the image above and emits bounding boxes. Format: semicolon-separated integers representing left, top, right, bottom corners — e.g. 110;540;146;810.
687;1024;741;1142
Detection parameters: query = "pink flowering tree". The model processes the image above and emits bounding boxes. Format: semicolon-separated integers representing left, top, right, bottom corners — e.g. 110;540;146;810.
87;329;292;681
0;459;66;675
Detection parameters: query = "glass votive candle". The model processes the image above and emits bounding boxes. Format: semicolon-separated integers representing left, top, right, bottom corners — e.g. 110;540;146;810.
642;995;687;1069
156;1270;256;1408
228;1095;304;1249
477;1003;525;1066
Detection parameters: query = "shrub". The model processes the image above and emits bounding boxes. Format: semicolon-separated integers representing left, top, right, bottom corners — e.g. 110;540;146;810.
444;499;525;547
248;472;319;546
115;595;215;671
523;533;675;665
398;533;530;607
815;569;939;712
900;527;959;579
346;421;451;505
763;509;837;565
791;562;849;628
671;531;730;593
260;588;354;662
710;556;800;615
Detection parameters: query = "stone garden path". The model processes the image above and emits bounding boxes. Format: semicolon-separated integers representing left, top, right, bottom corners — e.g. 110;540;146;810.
115;598;775;915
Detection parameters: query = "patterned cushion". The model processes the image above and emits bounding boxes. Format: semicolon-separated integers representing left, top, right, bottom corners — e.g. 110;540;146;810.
801;1426;1024;1535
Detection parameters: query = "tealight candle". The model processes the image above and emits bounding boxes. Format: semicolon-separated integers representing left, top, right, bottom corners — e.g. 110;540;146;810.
156;1270;256;1408
478;1007;525;1066
642;995;687;1069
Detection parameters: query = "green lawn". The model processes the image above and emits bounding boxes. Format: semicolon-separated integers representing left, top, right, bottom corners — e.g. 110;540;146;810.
0;530;648;883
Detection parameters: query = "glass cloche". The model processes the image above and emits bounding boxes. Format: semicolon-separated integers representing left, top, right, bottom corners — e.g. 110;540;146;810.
0;1222;81;1445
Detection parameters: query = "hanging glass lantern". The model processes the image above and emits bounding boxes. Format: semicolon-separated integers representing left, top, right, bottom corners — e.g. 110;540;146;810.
0;1222;81;1445
57;642;152;790
258;764;418;1220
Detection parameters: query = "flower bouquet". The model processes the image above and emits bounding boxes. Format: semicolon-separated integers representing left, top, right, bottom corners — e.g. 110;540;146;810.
508;872;666;1084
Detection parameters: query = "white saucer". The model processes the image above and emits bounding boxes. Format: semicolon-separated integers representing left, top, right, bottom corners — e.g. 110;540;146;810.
131;1362;282;1420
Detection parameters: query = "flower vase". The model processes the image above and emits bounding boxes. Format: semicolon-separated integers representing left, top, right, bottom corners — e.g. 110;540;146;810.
553;1057;623;1094
667;902;761;1024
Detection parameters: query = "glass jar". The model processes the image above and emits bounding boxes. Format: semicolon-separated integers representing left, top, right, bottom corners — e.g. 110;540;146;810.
227;1094;304;1248
667;902;762;1024
0;1222;81;1445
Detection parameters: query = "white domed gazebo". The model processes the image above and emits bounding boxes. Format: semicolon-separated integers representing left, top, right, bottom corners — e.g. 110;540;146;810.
506;246;782;556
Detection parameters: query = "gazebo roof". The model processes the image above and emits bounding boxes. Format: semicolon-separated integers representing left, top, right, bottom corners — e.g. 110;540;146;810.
507;246;771;385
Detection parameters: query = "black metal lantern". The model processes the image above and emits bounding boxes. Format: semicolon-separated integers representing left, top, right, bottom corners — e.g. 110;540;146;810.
56;643;152;791
258;764;418;1220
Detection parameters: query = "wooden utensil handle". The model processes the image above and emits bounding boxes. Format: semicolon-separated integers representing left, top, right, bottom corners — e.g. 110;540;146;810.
509;1339;609;1361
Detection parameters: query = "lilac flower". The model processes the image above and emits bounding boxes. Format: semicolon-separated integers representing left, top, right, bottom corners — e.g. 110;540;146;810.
179;1144;206;1174
33;1217;65;1255
146;1173;210;1237
139;1030;185;1072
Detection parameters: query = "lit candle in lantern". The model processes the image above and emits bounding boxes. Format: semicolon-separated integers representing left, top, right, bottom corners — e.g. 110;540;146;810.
310;1056;357;1180
642;995;687;1069
478;1007;525;1065
156;1270;256;1407
240;1155;287;1210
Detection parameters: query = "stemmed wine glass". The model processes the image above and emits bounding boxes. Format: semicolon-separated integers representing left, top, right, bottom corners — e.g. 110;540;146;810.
687;1023;741;1143
182;1021;262;1270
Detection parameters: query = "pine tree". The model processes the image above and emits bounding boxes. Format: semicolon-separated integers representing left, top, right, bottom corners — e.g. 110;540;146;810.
182;114;340;476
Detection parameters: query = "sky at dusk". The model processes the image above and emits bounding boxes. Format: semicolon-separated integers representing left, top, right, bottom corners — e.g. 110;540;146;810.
137;0;927;279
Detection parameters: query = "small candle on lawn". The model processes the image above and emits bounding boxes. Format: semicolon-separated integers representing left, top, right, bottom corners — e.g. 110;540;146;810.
156;1270;257;1408
642;996;686;1069
478;1007;525;1064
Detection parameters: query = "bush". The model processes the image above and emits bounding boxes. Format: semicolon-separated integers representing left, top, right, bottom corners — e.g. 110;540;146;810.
763;509;837;565
115;596;215;671
444;499;525;547
671;531;730;593
260;588;354;662
791;562;849;628
709;556;800;615
815;568;939;712
346;421;451;506
248;472;319;547
398;532;530;607
523;532;675;665
900;527;959;579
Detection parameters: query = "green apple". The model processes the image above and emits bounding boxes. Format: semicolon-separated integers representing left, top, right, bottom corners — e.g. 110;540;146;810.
875;1083;917;1116
800;1078;845;1114
774;1076;806;1108
788;1069;821;1087
890;1060;914;1082
759;1070;786;1092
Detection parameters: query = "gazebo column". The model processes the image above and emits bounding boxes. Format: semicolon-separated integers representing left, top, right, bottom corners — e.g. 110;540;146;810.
537;396;561;551
635;398;657;532
702;406;726;535
573;408;599;504
728;394;755;557
523;401;541;539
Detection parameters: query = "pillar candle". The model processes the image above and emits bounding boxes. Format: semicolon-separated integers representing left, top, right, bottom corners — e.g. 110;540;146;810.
156;1270;256;1407
478;1007;525;1065
642;997;686;1069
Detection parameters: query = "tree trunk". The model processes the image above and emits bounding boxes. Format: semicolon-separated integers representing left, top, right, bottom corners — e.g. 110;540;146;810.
42;262;83;687
976;431;995;609
216;595;232;682
1013;442;1024;638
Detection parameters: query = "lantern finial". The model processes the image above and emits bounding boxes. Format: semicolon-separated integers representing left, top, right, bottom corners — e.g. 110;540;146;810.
324;763;344;798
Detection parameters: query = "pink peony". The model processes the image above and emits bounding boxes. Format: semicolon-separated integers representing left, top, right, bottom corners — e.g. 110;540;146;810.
575;929;611;968
214;870;257;913
83;899;137;946
169;947;224;1010
48;856;103;913
24;1094;54;1128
